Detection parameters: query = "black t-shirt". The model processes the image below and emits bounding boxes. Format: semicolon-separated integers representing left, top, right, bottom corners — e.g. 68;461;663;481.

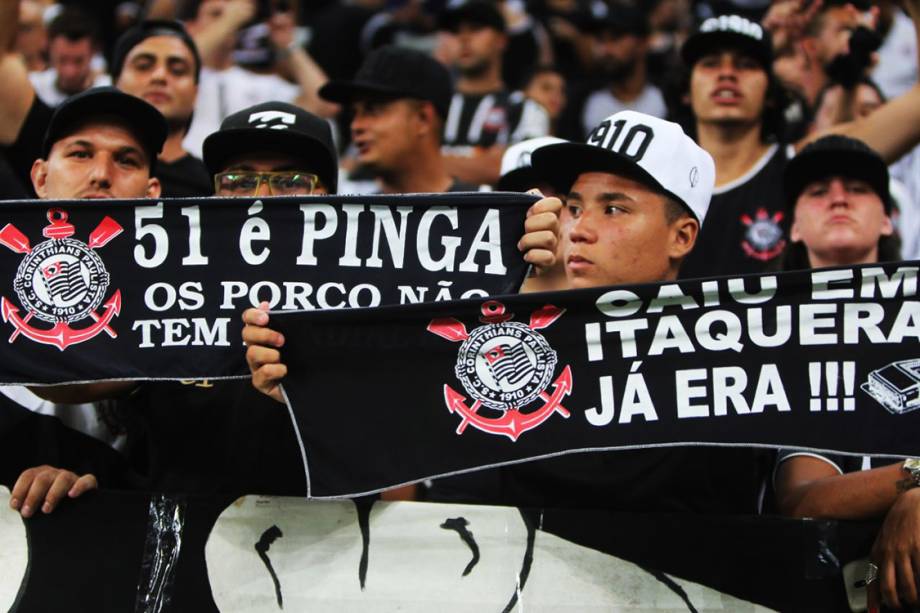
3;96;53;197
680;144;791;279
495;447;768;513
118;380;306;496
156;154;213;198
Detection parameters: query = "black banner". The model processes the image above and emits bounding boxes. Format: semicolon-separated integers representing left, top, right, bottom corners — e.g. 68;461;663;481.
274;261;920;497
0;193;531;384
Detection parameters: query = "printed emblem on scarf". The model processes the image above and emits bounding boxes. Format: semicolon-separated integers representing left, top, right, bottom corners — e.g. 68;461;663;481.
0;208;122;350
428;300;572;441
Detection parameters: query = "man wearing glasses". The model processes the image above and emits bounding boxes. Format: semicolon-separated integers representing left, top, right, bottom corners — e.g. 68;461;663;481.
202;100;338;197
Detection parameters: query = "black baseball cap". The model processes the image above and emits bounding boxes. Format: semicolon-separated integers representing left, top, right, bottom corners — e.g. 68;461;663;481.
202;101;339;193
319;46;453;120
438;1;506;34
784;135;891;212
42;86;167;173
681;14;772;69
111;19;202;84
584;5;650;38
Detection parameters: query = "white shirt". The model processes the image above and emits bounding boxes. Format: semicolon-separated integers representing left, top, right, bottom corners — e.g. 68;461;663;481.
182;65;300;159
29;69;111;107
581;84;667;137
873;10;918;99
890;146;920;259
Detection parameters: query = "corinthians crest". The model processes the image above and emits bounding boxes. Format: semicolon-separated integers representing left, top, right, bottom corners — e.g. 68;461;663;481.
0;208;123;350
428;300;573;441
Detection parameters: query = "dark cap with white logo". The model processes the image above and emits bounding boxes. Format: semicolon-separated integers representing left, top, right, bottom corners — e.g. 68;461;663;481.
202;101;338;193
681;14;773;69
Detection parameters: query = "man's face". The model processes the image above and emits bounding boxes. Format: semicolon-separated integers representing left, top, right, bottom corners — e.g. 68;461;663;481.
116;35;197;131
454;23;505;76
690;49;768;127
31;119;160;200
216;152;328;197
791;175;891;265
561;171;689;288
593;31;644;81
813;6;858;65
350;98;421;173
524;71;566;120
50;36;94;95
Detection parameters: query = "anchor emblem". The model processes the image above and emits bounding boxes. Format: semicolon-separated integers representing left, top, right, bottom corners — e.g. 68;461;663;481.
0;208;123;350
428;300;573;441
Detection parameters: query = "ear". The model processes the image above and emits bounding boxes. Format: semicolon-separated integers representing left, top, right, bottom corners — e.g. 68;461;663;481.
790;212;802;243
668;215;699;260
145;177;162;198
415;101;438;137
30;159;49;199
879;213;894;237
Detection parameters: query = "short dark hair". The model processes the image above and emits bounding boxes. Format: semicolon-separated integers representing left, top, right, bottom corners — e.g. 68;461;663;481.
48;7;98;44
663;196;689;224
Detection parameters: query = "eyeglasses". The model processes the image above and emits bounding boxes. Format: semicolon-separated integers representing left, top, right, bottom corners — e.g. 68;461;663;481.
214;171;320;196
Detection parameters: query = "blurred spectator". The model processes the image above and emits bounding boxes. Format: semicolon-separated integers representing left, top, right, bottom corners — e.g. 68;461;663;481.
15;0;47;72
644;0;693;79
29;7;112;106
182;0;338;158
770;0;867;107
438;0;550;186
580;5;667;137
522;63;567;133
873;0;919;99
321;46;472;194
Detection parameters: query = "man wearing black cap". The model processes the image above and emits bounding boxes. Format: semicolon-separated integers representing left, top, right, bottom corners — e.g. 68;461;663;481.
203;100;339;196
438;1;550;186
320;45;470;194
677;9;920;279
773;135;913;611
0;5;210;197
6;87;168;519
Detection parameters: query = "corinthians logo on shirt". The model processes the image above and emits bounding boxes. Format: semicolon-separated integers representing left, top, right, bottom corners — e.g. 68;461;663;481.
428;300;573;441
0;208;122;350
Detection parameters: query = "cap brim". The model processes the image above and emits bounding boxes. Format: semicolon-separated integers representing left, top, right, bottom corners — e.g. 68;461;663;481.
784;149;891;211
319;80;411;105
203;128;338;193
44;90;166;167
681;31;772;68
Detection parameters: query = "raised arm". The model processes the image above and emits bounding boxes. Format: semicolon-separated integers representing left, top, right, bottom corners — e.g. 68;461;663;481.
0;0;37;145
804;0;920;163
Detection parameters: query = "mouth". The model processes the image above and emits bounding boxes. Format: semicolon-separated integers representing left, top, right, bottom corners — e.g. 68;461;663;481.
567;254;593;271
81;193;113;200
143;91;171;105
711;87;742;104
354;139;372;156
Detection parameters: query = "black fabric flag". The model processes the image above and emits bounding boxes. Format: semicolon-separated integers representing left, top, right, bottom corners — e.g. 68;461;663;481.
273;261;920;497
0;193;532;384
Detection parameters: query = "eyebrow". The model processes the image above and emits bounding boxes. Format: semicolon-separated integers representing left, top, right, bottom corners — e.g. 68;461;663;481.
566;191;636;203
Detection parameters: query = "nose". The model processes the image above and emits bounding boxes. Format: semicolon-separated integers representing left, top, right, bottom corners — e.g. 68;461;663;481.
254;175;272;198
88;155;114;189
567;210;597;244
149;60;168;83
716;55;738;79
827;178;849;206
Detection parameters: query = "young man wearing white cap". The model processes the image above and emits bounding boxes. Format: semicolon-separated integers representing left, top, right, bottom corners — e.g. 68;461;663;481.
491;110;766;512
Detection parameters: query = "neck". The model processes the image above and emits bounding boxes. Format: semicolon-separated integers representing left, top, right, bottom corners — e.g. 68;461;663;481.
379;144;454;194
695;120;771;187
457;62;504;95
159;131;188;163
610;63;647;102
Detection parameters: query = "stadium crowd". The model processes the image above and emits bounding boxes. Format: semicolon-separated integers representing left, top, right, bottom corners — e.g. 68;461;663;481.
2;0;920;607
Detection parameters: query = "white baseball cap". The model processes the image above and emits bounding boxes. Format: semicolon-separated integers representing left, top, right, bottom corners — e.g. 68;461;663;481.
531;110;714;224
497;136;566;191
